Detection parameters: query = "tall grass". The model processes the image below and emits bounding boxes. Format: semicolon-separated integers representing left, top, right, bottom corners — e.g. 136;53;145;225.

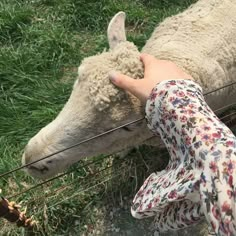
0;0;196;235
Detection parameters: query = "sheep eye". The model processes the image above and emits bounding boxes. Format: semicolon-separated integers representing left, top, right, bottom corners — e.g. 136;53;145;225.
121;119;145;132
122;126;133;132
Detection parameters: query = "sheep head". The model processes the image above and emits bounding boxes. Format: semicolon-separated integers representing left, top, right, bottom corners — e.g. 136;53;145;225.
22;12;156;179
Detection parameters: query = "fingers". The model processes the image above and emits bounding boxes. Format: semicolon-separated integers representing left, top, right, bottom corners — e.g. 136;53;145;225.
109;71;137;92
109;71;147;102
140;53;157;68
140;53;159;78
140;53;156;66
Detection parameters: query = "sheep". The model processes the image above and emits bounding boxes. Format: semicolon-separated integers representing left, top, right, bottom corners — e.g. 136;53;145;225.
22;0;236;181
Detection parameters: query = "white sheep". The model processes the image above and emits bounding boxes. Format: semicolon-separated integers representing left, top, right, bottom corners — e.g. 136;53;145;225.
22;0;236;181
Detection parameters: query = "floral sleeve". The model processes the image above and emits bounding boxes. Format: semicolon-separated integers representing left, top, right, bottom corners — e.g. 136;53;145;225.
132;79;236;235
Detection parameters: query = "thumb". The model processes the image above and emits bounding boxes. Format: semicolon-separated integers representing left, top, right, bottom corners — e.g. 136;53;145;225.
140;53;157;78
109;71;137;93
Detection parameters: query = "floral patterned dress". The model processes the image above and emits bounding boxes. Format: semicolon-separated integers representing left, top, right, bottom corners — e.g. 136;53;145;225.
131;80;236;235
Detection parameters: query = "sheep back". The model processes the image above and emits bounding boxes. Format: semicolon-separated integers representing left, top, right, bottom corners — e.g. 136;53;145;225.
143;0;236;109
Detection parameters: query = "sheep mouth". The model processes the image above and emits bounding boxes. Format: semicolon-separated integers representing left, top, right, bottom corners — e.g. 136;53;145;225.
28;165;49;174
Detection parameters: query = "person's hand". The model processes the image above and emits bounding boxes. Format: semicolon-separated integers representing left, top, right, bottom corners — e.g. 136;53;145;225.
109;53;193;103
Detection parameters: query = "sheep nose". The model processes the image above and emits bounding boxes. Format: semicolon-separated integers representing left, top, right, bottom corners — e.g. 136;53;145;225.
22;147;32;165
22;151;50;177
22;144;41;166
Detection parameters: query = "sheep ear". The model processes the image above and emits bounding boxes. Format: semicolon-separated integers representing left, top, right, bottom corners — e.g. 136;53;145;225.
107;11;127;50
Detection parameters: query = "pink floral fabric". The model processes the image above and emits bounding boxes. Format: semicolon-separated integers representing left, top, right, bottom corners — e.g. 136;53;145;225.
131;80;236;235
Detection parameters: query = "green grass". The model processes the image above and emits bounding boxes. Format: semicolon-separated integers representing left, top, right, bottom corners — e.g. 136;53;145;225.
0;0;197;235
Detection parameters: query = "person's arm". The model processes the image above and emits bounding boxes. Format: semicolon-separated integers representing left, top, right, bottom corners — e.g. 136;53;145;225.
146;78;236;235
109;54;236;235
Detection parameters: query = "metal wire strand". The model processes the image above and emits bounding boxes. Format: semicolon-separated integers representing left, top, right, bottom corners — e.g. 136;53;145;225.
203;81;236;96
0;81;236;179
0;117;145;179
35;172;123;217
7;149;169;200
2;108;234;224
214;102;236;114
34;163;147;217
0;170;124;229
220;111;236;121
7;153;113;199
6;108;234;203
25;164;127;207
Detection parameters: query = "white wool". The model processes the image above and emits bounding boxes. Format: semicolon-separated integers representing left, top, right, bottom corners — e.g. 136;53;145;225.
80;42;143;111
142;0;236;109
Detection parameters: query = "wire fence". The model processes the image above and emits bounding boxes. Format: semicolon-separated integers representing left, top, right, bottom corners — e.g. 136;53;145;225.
0;81;236;231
